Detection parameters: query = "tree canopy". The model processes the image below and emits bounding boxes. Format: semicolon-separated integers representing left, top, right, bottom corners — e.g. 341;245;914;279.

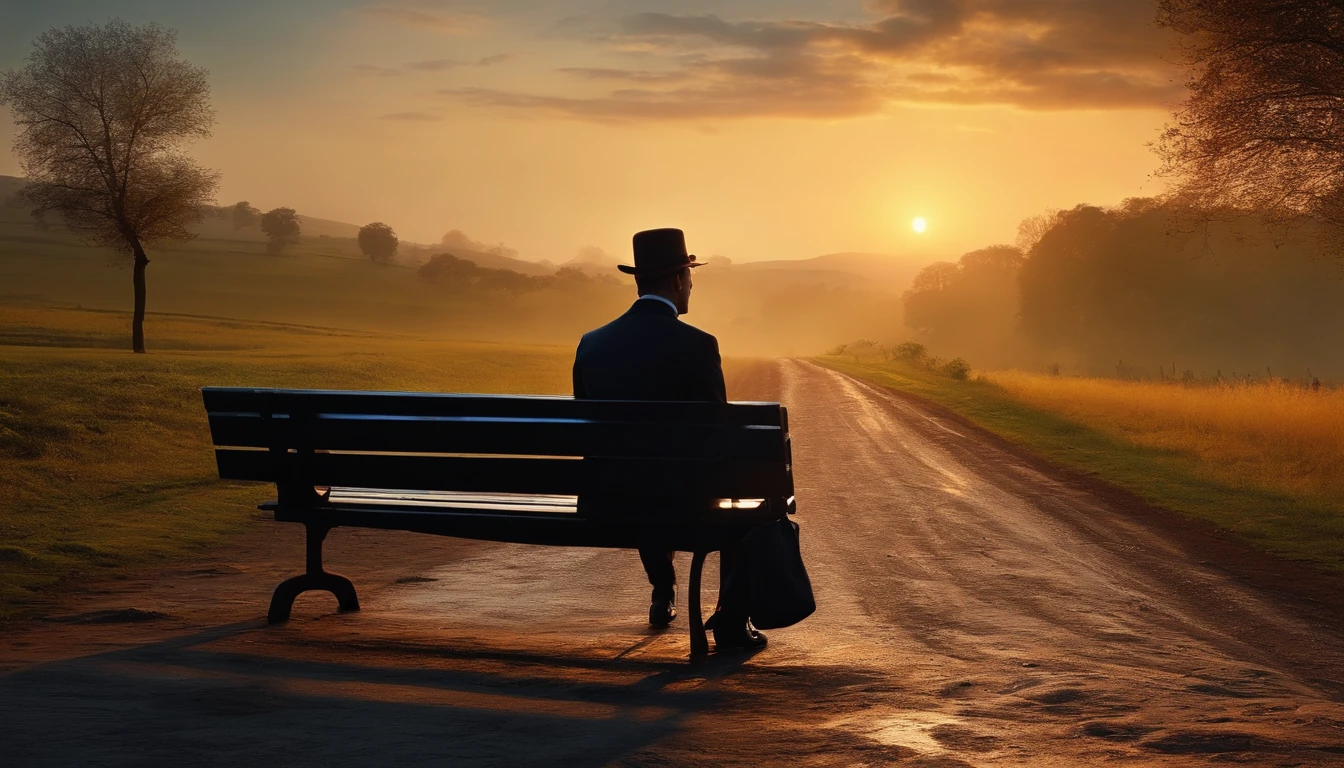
231;201;260;230
1156;0;1344;253
357;221;399;264
260;207;301;255
0;20;218;352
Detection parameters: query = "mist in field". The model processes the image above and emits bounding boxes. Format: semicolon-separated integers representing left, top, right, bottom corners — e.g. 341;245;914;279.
9;168;1344;378
900;199;1344;381
0;174;922;357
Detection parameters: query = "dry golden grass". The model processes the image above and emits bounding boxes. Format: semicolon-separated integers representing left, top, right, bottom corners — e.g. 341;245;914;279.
823;355;1344;569
987;371;1344;500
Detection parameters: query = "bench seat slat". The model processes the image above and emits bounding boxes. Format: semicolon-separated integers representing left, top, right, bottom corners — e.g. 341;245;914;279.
203;388;783;426
269;504;776;550
207;413;785;461
327;491;577;515
214;450;792;497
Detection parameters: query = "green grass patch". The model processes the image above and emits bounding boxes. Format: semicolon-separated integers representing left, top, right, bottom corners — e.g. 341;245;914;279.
817;356;1344;572
0;305;576;619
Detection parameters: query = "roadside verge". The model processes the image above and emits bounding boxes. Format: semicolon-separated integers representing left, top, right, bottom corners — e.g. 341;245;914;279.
814;356;1344;573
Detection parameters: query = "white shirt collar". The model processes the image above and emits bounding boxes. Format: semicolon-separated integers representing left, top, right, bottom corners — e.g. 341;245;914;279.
637;294;679;316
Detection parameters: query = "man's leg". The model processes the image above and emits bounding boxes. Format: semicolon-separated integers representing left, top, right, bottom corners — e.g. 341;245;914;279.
715;543;749;620
640;548;677;626
711;542;766;649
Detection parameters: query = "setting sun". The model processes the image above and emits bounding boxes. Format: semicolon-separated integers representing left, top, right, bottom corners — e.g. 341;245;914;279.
912;217;928;234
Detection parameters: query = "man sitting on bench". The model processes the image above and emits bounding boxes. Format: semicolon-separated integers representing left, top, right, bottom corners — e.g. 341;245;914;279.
572;227;766;651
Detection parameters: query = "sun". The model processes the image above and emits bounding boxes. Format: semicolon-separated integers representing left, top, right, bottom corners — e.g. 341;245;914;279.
912;216;928;234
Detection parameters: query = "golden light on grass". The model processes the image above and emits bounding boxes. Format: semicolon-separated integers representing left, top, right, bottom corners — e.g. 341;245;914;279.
986;371;1344;499
912;217;928;234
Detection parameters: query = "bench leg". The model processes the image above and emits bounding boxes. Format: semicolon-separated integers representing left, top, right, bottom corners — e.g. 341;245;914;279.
688;551;709;658
268;524;360;624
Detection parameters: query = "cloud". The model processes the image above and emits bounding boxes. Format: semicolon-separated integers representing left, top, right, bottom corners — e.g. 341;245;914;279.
558;67;690;84
380;111;442;121
351;64;406;78
404;58;463;71
437;0;1181;122
357;54;511;77
356;3;485;34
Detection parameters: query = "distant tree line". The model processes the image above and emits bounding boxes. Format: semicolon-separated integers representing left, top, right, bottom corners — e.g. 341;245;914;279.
418;253;619;297
904;198;1344;378
224;205;400;263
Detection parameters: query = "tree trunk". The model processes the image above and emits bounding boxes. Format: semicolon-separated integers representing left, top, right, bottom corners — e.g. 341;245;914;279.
131;242;149;353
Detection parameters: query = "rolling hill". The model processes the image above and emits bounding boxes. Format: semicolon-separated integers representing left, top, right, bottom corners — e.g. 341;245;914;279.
0;174;933;353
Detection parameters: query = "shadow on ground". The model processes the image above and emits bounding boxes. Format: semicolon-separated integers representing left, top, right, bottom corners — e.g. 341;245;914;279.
0;618;918;768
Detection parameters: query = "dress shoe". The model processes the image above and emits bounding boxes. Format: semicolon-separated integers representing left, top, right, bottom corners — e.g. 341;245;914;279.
649;591;677;628
712;618;767;651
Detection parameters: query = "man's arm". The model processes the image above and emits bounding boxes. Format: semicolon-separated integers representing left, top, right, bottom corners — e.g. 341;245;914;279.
699;335;727;403
572;340;588;399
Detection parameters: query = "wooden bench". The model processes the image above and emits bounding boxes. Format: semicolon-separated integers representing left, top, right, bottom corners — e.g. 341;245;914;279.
202;387;795;657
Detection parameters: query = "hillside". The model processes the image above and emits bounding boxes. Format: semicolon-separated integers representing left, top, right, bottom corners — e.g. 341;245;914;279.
0;176;923;353
0;176;561;275
733;251;932;291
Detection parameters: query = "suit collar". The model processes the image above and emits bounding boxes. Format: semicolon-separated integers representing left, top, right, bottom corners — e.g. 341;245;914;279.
633;295;679;318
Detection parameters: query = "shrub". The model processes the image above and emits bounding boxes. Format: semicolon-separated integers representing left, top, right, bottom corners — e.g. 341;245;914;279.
943;357;971;380
892;341;928;364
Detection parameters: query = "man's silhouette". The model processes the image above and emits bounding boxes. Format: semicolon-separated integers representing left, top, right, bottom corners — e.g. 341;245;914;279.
572;228;766;650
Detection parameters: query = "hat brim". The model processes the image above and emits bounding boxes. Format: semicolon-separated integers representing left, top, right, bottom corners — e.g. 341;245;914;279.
617;259;706;276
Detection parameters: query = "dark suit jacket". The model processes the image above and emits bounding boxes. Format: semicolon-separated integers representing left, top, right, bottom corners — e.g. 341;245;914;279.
573;298;726;404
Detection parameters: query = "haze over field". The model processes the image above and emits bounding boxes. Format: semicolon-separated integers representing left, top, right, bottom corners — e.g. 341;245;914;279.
2;1;1343;374
0;175;924;355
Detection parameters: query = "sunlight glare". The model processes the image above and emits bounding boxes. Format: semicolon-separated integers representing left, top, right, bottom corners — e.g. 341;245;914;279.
912;216;928;234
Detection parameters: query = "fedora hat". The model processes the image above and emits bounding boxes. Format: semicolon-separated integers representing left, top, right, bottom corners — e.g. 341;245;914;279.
618;228;706;276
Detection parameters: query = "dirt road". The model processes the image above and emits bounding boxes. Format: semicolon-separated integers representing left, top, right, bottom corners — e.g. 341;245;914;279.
4;359;1344;766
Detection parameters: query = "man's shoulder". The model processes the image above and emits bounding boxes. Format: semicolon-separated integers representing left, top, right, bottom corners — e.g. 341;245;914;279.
677;320;718;347
578;304;717;351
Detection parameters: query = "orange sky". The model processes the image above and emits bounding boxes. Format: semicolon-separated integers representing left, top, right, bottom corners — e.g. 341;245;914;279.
0;1;1182;264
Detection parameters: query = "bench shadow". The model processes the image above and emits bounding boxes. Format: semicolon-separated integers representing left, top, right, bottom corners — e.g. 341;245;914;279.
0;621;813;767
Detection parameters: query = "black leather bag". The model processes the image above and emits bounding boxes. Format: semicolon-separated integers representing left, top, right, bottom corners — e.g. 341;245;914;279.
745;517;816;630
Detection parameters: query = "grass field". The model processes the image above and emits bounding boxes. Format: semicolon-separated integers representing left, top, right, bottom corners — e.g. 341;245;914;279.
0;305;577;619
0;218;629;346
819;355;1344;571
0;182;634;348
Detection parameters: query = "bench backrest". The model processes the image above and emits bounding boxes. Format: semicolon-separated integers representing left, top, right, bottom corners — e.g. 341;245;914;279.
202;388;794;509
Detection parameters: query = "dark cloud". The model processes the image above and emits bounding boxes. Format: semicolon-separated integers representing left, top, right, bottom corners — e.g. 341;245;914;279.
442;72;884;122
438;0;1180;122
476;53;512;66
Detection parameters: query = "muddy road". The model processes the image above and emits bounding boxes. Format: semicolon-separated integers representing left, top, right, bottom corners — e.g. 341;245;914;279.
4;359;1344;766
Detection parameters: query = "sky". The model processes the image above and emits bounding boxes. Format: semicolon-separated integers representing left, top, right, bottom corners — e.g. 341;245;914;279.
0;0;1183;264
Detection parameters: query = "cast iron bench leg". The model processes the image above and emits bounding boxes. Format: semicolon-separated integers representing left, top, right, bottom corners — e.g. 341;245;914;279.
688;550;709;658
268;523;360;624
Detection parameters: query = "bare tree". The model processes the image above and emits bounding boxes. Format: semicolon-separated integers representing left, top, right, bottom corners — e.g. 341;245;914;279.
1155;1;1344;254
0;20;218;352
357;221;398;264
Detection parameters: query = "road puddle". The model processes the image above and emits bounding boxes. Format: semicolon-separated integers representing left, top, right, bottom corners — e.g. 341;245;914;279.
827;708;966;754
